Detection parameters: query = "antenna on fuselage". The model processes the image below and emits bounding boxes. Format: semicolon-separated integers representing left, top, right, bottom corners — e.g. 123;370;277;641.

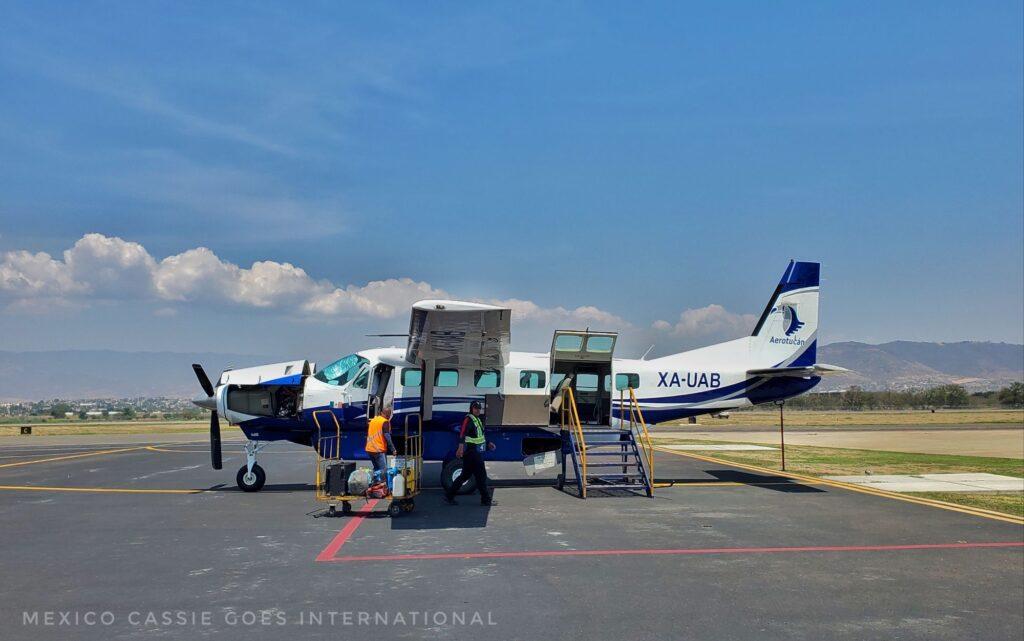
639;345;655;360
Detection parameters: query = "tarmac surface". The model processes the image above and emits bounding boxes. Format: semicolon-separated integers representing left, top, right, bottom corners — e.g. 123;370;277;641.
0;434;1021;641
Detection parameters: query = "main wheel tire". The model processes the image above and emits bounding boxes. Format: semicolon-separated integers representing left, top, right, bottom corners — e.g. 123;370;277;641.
236;464;266;492
441;458;477;496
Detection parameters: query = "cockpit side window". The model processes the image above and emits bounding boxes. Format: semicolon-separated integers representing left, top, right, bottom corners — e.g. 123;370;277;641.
314;354;369;386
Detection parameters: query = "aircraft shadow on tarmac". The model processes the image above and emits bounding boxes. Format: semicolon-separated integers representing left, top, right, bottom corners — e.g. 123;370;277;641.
389;500;491;530
702;470;824;493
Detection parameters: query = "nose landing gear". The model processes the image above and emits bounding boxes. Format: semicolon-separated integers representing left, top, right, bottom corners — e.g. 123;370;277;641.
236;440;269;492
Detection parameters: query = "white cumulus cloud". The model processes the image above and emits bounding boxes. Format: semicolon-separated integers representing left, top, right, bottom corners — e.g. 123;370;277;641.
0;234;632;328
652;304;757;340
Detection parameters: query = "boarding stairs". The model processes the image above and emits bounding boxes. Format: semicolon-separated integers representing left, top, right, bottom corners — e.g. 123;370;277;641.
560;387;655;499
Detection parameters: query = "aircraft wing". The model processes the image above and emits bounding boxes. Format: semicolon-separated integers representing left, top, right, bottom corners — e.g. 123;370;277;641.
748;364;850;378
405;300;512;368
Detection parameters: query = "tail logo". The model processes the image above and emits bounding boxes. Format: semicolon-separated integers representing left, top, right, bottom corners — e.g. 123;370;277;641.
781;305;805;336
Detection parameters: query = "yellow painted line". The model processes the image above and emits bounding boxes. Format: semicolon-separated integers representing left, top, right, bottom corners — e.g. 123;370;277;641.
654;446;1024;526
652;480;826;488
0;484;205;494
0;446;145;469
145;445;207;453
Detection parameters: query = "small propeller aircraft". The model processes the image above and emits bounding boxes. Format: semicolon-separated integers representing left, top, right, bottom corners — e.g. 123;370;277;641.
192;260;845;492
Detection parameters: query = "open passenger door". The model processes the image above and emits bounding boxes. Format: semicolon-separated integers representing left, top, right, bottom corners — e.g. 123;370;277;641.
550;330;617;425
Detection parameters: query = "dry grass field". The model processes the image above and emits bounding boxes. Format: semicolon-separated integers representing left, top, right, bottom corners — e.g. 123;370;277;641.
664;409;1024;427
0;420;206;436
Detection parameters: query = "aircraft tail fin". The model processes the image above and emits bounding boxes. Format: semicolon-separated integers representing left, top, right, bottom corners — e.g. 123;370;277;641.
750;261;820;367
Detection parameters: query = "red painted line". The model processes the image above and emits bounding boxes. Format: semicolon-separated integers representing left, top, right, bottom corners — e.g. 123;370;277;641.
314;499;380;562
319;540;1024;563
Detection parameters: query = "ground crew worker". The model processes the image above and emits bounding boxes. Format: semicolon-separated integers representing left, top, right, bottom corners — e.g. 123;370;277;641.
443;401;497;506
365;406;396;482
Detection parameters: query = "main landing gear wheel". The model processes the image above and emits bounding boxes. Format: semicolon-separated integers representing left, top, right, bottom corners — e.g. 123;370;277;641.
441;458;477;496
236;464;266;492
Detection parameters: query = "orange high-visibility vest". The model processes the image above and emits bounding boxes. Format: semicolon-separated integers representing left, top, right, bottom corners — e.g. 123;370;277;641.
366;416;388;453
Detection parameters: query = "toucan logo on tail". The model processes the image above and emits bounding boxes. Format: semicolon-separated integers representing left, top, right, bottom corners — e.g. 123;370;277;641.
781;305;804;336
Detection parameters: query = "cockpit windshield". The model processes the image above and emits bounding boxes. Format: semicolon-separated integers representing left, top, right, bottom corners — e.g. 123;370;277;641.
314;354;369;386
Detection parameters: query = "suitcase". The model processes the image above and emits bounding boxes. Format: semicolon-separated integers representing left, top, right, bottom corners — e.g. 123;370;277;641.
325;461;355;496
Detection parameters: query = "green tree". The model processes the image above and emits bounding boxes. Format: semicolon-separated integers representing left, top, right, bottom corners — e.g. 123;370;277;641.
49;403;72;419
842;386;867;411
78;410;88;420
943;384;969;408
997;382;1024;408
120;407;136;419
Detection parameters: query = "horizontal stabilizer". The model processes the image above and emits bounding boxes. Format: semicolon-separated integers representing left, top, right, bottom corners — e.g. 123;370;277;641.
748;363;849;378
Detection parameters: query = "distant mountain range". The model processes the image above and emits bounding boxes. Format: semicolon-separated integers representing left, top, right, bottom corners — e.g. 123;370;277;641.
818;341;1023;392
0;342;1020;401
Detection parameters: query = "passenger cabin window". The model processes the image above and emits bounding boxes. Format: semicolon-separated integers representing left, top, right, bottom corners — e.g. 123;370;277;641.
585;336;614;353
519;370;546;389
401;368;422;387
615;373;640;391
474;370;500;388
554;334;584;352
314;354;369;386
575;373;599;392
435;369;459;387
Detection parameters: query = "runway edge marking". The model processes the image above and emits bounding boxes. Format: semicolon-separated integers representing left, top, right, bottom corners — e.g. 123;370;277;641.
653;446;1024;525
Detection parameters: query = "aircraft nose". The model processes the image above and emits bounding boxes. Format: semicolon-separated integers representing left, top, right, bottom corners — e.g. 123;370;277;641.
192;396;217;410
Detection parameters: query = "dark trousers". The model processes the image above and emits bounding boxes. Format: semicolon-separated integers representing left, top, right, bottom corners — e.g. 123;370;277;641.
447;446;491;504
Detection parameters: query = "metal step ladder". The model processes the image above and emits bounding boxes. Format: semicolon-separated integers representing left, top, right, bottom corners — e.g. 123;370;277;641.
559;388;654;499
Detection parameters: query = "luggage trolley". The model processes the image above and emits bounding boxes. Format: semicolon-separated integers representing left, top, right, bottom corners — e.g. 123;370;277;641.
312;410;422;517
387;414;422;517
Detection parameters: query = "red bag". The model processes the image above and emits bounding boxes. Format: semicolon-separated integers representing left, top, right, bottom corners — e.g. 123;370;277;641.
366;482;390;499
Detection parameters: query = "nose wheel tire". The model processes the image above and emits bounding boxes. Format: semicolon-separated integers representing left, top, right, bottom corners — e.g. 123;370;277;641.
441;458;477;496
236;464;266;492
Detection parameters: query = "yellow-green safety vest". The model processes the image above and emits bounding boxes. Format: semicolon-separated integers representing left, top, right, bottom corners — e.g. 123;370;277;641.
465;414;486;445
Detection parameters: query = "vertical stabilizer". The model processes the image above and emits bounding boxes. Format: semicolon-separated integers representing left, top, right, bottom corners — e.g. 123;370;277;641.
750;261;819;366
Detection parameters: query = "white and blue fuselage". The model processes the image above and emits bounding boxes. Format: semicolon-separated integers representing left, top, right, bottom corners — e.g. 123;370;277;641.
206;261;831;467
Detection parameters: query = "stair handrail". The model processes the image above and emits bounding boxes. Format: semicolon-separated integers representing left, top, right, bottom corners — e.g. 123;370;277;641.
561;386;587;486
627;387;654;490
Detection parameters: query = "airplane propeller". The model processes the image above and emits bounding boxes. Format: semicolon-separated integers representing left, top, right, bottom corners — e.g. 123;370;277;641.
191;363;222;470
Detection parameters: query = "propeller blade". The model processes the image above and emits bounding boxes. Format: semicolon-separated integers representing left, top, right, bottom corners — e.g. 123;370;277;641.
192;363;215;397
210;410;222;470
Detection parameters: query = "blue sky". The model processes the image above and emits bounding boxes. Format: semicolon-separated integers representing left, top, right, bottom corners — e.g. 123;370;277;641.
1;1;1021;360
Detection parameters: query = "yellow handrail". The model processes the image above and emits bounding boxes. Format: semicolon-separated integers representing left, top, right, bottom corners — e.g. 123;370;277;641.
561;386;587;496
627;387;654;490
312;409;341;501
